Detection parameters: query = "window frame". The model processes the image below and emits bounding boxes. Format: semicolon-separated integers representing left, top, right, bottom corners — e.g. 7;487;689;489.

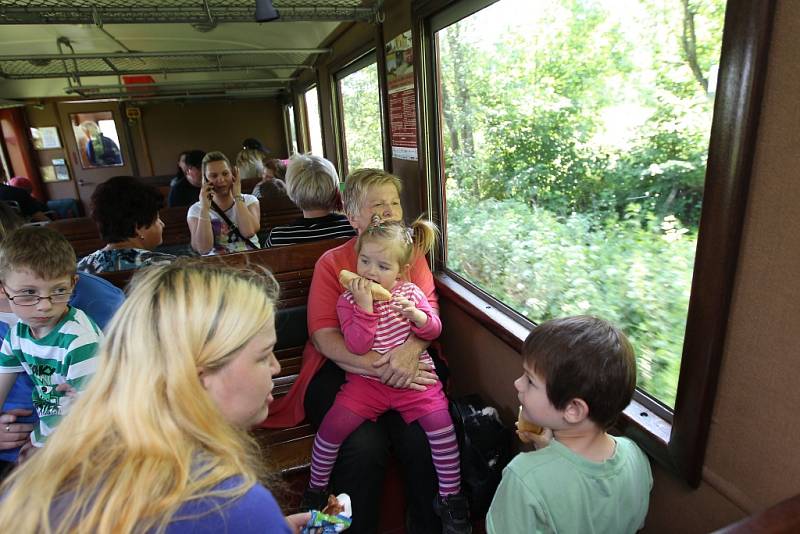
333;50;386;177
413;0;776;486
298;81;325;157
282;102;299;156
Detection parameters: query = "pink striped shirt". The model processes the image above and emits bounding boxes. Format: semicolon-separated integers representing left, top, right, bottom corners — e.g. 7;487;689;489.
336;281;442;377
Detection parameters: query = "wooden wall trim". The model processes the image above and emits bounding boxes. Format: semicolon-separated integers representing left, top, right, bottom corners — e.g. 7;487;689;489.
671;0;777;486
714;492;800;533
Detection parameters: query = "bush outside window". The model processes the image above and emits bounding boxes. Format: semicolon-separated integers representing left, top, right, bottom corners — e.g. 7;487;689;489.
337;59;384;173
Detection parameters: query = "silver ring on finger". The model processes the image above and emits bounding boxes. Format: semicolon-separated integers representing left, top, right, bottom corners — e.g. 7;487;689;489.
4;425;9;432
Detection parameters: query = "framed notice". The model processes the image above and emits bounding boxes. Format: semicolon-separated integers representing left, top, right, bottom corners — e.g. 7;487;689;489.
52;158;71;182
385;31;418;161
40;166;57;183
30;126;62;149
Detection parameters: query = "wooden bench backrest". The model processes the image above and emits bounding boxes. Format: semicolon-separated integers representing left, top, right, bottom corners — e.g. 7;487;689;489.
259;191;302;232
159;205;191;247
52;193;301;258
48;217;103;259
95;236;349;302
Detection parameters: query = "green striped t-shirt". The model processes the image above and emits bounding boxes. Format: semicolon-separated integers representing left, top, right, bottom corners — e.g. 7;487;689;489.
0;306;101;446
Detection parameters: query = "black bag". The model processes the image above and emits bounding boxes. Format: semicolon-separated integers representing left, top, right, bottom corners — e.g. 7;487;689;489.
449;394;512;517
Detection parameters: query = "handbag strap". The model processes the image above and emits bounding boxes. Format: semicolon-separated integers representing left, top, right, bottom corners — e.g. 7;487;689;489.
210;199;259;250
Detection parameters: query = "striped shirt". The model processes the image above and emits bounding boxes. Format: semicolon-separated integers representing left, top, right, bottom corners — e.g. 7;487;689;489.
337;281;442;379
267;214;356;247
0;306;101;446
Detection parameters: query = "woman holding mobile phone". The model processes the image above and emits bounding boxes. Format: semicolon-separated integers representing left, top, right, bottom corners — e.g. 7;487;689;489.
187;151;261;255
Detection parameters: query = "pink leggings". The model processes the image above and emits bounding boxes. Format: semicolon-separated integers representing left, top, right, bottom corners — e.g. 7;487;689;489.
310;402;461;496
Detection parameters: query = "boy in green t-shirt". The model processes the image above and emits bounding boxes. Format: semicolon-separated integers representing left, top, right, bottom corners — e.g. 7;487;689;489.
487;316;653;534
0;227;101;457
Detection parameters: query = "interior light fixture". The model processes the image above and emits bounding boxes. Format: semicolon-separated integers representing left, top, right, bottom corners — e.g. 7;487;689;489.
255;0;280;22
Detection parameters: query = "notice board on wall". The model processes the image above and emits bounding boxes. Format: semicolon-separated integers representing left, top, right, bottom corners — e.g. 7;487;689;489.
386;31;418;161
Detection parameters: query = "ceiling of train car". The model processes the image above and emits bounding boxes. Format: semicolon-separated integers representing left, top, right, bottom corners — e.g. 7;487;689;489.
0;1;382;102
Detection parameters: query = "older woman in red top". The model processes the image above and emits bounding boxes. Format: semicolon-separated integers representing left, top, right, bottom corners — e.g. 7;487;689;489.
265;169;454;533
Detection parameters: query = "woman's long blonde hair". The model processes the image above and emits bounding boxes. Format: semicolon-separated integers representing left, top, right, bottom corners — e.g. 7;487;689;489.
0;259;279;533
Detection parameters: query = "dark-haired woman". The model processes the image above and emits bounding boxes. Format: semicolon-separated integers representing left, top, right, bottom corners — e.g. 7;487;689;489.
78;176;176;273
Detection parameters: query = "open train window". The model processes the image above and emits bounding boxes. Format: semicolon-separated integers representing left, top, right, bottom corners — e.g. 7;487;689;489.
415;0;774;485
303;86;325;156
284;103;299;156
334;52;385;175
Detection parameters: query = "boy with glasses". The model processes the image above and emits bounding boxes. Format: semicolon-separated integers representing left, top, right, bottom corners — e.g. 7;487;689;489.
0;227;101;457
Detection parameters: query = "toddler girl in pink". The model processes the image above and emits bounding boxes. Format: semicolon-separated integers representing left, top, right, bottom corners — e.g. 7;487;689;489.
306;216;469;532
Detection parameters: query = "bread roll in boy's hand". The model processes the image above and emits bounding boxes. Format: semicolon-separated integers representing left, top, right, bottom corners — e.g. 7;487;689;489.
516;406;544;436
338;270;392;301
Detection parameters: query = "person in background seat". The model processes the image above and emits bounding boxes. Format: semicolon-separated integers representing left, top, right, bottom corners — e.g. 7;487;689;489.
252;157;288;200
168;150;205;208
264;169;443;533
235;148;268;182
0;172;48;222
77;176;175;274
187;151;260;255
266;154;355;247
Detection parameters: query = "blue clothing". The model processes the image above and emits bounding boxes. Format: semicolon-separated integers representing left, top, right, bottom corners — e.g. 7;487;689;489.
165;477;290;533
86;134;122;166
0;272;124;462
77;248;175;274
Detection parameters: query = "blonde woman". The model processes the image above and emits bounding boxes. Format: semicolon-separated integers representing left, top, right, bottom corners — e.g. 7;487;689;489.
0;260;309;533
235;147;267;181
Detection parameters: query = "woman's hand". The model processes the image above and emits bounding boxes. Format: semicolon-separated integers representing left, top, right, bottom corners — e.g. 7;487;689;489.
231;167;242;197
408;362;438;391
285;512;312;533
349;277;374;313
199;180;214;211
373;341;420;388
0;409;34;450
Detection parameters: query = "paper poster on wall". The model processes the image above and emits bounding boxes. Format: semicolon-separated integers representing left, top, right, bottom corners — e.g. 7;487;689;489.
40;166;57;183
386;31;418;161
52;158;71;181
30;126;61;149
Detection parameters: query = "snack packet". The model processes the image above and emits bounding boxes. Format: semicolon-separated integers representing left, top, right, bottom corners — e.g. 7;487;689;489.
301;493;352;533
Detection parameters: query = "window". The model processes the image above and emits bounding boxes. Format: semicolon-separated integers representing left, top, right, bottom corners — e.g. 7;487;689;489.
416;0;774;485
335;54;385;174
434;0;725;408
303;86;324;156
284;103;299;156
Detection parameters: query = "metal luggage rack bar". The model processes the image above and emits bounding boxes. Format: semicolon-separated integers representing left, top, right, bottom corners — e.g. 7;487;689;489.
0;1;379;24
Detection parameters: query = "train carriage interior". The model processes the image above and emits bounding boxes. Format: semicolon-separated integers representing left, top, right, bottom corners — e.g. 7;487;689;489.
0;0;799;532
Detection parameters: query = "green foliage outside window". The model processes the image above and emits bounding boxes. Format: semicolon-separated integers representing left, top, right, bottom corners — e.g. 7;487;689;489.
438;0;725;407
340;62;384;172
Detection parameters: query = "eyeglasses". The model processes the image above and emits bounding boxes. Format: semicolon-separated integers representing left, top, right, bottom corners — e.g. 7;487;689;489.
2;285;73;306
